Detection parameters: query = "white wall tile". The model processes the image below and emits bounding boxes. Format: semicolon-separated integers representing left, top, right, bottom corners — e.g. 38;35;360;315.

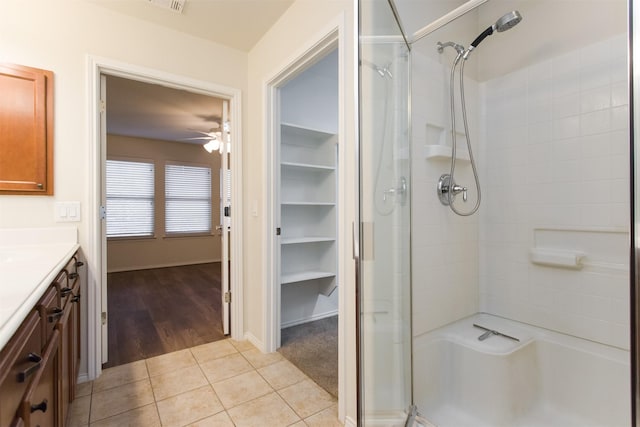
477;35;629;349
553;116;580;139
580;109;611;135
580;86;611;113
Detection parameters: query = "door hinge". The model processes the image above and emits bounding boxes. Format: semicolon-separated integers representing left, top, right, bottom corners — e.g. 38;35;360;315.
101;311;107;325
99;205;106;220
276;227;281;236
99;99;106;113
224;291;231;303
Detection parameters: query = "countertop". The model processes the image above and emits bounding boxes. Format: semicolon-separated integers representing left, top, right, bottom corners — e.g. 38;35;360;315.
0;227;79;349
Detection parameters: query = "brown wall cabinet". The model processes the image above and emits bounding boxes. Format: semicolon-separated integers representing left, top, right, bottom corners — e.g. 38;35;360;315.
0;62;53;195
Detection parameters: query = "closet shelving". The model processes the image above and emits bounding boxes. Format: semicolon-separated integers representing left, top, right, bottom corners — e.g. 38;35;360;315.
280;122;337;297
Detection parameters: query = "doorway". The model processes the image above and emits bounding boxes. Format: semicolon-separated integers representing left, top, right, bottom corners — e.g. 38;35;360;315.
87;57;243;379
266;37;340;399
102;75;232;368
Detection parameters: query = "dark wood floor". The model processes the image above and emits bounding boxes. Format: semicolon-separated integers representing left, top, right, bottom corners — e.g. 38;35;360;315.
104;263;225;369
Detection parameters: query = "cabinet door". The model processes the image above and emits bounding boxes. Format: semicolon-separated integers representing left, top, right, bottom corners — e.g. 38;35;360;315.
0;62;53;195
19;329;59;427
0;312;41;427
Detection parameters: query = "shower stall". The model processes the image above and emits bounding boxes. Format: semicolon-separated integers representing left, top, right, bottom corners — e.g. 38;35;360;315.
358;0;636;425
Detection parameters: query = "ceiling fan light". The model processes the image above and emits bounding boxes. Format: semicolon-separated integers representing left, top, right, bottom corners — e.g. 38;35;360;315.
203;139;220;153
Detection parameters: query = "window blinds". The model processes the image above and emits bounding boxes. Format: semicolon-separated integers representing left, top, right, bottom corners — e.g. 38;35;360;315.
106;160;155;237
165;164;212;234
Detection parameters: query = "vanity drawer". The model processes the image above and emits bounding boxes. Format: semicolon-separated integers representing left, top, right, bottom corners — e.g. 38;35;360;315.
52;269;70;309
36;287;62;348
0;311;42;427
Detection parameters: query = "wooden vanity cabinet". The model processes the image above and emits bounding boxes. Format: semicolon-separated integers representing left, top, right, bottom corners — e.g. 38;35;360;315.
0;250;82;427
0;62;54;195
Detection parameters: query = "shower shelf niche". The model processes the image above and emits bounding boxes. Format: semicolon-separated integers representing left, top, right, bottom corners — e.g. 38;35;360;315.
424;144;470;162
424;122;470;161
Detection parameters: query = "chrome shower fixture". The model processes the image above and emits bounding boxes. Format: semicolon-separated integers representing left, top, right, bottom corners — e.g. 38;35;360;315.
464;10;522;58
361;59;393;79
435;10;522;217
436;41;465;55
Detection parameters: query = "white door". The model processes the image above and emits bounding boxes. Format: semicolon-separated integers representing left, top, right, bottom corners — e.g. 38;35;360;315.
99;74;109;363
220;100;231;335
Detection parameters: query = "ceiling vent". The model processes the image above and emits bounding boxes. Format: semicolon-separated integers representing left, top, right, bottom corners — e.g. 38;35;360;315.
148;0;186;14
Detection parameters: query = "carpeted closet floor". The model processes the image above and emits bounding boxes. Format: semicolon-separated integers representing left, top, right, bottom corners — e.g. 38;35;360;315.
278;316;338;397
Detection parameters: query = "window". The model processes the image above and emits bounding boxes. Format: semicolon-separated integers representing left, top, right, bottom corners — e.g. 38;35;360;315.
106;160;155;237
165;164;212;234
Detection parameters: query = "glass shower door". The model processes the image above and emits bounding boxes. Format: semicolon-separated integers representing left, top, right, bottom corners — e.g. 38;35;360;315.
359;1;412;425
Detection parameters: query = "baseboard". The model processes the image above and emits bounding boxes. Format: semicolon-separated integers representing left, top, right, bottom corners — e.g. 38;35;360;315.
107;259;221;273
344;416;358;427
77;372;90;384
281;310;338;329
362;411;408;426
243;331;265;353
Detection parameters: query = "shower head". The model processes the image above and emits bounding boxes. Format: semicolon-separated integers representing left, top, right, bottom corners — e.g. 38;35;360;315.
494;10;522;32
361;59;393;79
464;10;522;58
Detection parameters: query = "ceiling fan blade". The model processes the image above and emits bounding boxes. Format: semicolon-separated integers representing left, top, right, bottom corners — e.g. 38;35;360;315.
183;136;214;140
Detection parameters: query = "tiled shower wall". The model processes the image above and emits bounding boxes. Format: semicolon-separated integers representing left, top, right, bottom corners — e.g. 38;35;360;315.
479;34;630;349
411;45;480;338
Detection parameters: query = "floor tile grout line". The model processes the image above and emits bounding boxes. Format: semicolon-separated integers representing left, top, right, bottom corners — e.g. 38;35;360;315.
87;338;339;427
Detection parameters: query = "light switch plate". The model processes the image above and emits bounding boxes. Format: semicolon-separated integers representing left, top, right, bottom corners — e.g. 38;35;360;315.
55;201;81;222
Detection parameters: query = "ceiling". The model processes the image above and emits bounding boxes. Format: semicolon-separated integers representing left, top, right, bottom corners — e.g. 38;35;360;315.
97;0;294;145
106;76;224;144
89;0;294;52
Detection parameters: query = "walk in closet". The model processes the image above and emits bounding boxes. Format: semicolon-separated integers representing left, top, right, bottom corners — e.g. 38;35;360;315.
279;49;339;331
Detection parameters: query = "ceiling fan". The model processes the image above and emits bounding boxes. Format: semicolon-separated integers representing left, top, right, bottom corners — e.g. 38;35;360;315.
184;121;231;153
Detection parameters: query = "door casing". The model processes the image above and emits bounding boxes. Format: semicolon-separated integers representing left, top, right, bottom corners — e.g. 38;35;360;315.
86;55;244;380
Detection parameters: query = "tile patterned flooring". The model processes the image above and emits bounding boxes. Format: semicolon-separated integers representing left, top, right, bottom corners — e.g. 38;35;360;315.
68;339;342;427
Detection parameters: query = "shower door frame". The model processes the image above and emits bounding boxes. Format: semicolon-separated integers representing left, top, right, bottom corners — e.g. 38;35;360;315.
357;0;640;425
630;1;639;424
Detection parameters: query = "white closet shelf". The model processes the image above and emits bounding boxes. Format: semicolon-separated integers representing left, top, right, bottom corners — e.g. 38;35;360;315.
281;161;335;171
281;237;335;245
281;271;336;284
281;201;335;206
424;144;470;162
281;122;337;137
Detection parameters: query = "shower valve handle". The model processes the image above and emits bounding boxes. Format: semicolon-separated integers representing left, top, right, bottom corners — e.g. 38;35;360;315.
452;184;468;202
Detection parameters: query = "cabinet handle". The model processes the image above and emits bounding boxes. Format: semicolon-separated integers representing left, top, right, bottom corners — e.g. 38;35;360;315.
60;287;72;297
47;307;63;323
30;399;47;413
17;353;42;383
71;295;80;303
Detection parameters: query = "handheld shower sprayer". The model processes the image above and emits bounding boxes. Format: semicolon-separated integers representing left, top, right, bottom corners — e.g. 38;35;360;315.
464;10;522;58
436;11;522;216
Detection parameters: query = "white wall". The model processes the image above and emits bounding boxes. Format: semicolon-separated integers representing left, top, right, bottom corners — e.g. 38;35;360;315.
0;0;247;380
479;34;630;350
247;1;357;422
106;134;222;272
281;49;339;133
